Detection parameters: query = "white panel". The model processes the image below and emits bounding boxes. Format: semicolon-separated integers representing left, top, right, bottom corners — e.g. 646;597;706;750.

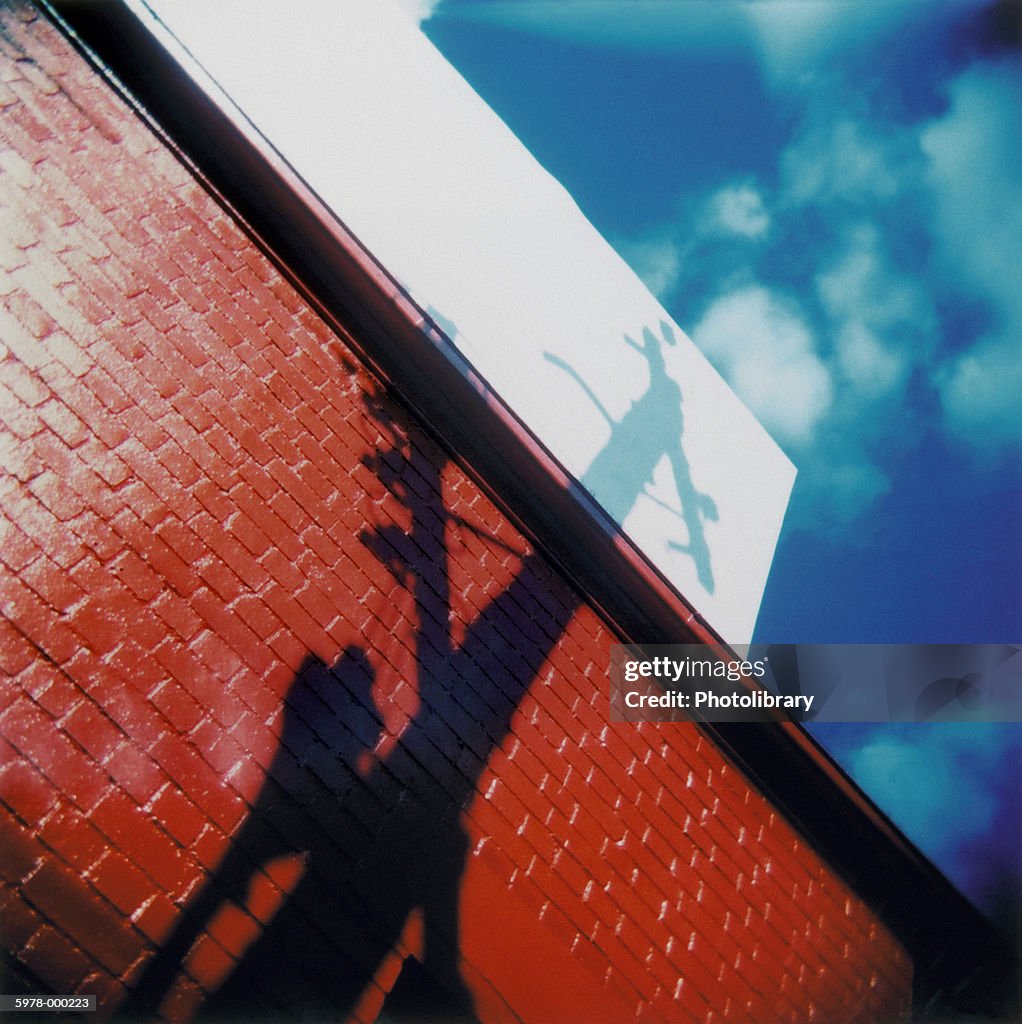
139;0;796;641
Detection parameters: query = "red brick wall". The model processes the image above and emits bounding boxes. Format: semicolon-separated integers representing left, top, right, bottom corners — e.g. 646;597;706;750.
0;5;911;1023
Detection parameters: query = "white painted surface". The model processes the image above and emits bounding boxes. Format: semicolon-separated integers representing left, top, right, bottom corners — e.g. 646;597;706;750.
137;0;795;641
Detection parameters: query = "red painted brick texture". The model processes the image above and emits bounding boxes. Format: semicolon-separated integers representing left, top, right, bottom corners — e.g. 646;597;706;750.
0;5;911;1023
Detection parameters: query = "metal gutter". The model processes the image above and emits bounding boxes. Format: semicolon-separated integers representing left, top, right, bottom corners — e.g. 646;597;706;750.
43;2;1018;1017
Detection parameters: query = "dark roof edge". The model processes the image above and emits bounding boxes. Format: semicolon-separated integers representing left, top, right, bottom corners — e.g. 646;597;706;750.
45;2;1018;1017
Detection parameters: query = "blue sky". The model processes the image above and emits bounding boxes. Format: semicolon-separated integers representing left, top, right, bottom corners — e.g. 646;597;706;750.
406;0;1022;930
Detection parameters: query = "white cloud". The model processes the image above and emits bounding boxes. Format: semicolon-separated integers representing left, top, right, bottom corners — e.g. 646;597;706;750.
745;0;934;89
608;21;1017;534
781;116;914;209
616;180;770;303
814;223;932;401
705;183;771;239
429;0;986;92
689;282;900;529
676;198;939;527
443;1;752;54
616;181;770;301
810;453;890;526
393;0;443;25
847;724;1021;896
834;322;906;398
692;285;832;446
615;235;682;302
853;733;984;847
816;225;910;322
922;59;1022;450
940;333;1022;448
922;59;1022;305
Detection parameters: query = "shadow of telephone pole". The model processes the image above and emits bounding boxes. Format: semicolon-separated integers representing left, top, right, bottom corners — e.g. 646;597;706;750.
119;325;718;1021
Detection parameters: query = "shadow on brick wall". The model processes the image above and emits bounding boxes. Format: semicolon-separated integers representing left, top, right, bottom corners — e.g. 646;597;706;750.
118;389;579;1022
117;319;719;1022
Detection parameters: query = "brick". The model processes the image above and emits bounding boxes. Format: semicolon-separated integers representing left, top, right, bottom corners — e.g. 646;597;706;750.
0;883;45;950
220;508;269;560
132;889;179;946
194;553;245;604
204;899;261;965
0;811;42;885
106;547;163;602
0;697;105;807
0;617;38;676
149;733;246;835
67;511;123;566
19;924;94;992
0;757;60;825
67;595;128;657
562;931;611;989
1;359;49;408
17;538;80;605
21;858;140;974
266;485;313;536
262;584;330;654
62;699;123;764
90;789;195;896
149;785;208;853
39;807;108;874
25;468;84;523
104;743;166;805
37;397;89;447
180;930;236;994
19;655;73;712
235;490;303;561
109;510;198;597
4;289;58;340
199;728;245;781
187;590;272;676
148;679;204;735
88;848;153;916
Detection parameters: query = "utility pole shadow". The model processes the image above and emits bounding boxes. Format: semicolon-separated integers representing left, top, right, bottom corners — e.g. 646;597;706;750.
119;324;715;1021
